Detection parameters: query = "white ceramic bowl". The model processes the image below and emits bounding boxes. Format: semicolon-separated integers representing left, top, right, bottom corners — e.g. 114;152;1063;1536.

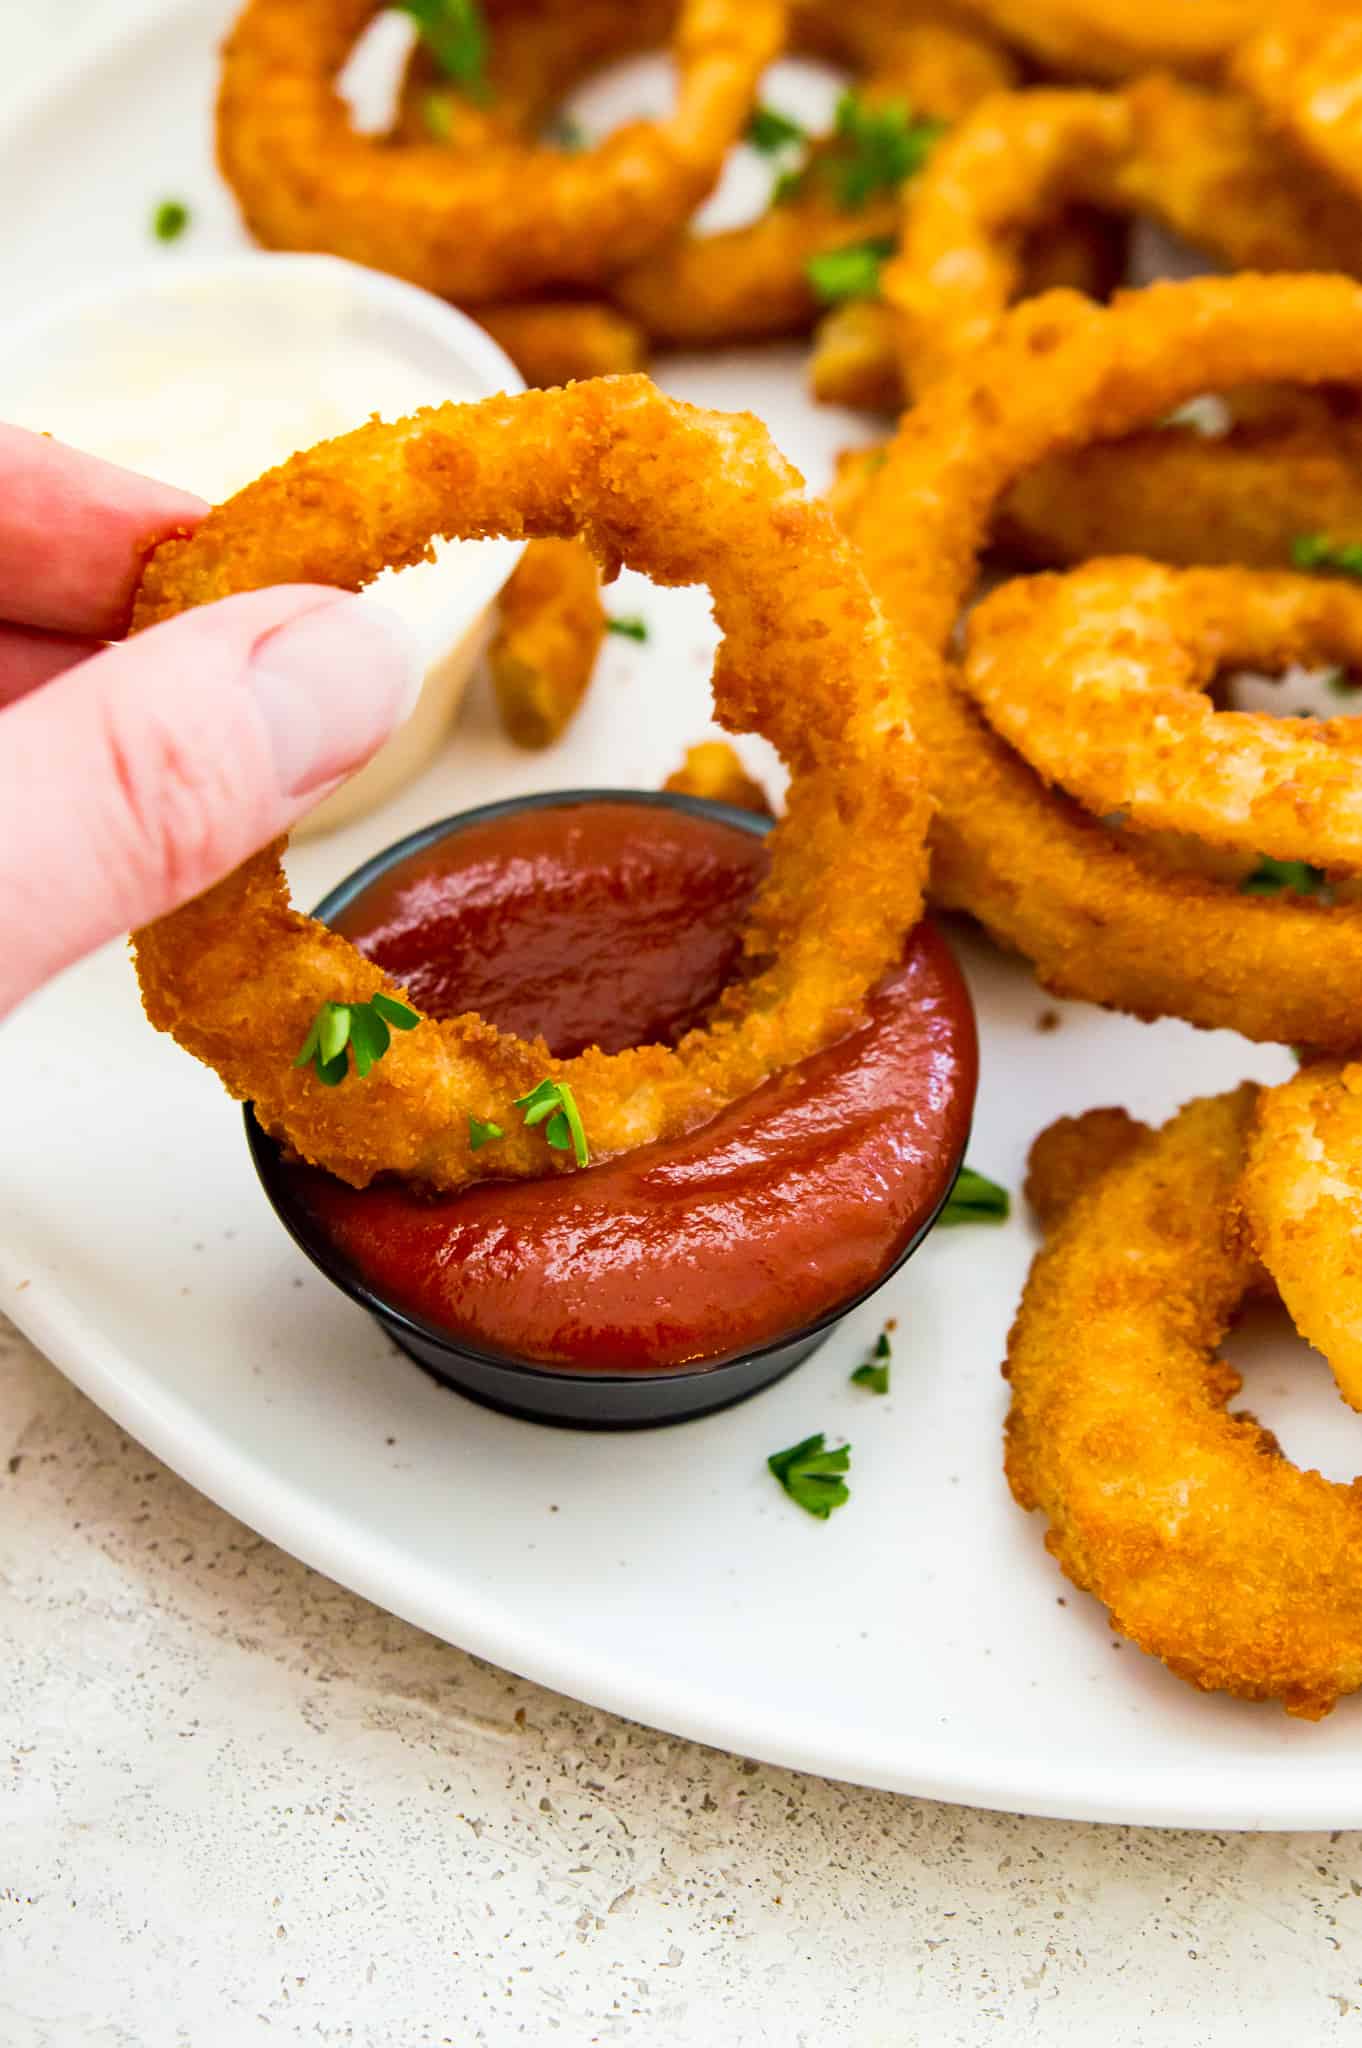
0;251;526;833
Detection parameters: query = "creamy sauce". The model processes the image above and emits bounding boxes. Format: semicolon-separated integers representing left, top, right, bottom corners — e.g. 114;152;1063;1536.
2;277;494;642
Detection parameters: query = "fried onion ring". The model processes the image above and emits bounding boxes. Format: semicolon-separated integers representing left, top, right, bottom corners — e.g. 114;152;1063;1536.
960;0;1274;82
608;1;1015;349
961;560;1362;868
475;302;649;386
808;204;1126;411
1006;1085;1362;1720
882;82;1362;396
1235;10;1362;208
849;275;1362;1049
1240;1060;1362;1413
216;0;785;301
663;740;775;816
997;388;1362;568
488;538;607;751
132;377;927;1191
1021;1105;1150;1232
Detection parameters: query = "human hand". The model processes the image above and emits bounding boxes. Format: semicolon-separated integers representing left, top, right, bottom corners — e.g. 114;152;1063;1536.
0;424;421;1017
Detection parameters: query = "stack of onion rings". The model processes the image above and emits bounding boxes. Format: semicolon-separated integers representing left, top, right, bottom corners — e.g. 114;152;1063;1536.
608;0;1016;349
132;376;928;1192
848;273;1362;1050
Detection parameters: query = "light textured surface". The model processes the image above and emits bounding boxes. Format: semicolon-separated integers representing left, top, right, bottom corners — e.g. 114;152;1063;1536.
6;4;1362;2042
9;1314;1362;2048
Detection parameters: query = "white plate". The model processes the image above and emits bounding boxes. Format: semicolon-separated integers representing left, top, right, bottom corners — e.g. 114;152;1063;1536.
2;0;1359;1830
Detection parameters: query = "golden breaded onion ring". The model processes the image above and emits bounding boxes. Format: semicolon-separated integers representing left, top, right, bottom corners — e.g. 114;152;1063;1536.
609;1;1015;348
962;560;1362;869
1235;11;1362;207
963;0;1274;82
808;204;1126;411
1007;1086;1362;1721
663;740;774;817
216;0;785;301
882;82;1362;397
849;275;1362;1050
997;388;1362;569
132;377;928;1192
474;303;649;387
488;537;606;750
1239;1060;1362;1413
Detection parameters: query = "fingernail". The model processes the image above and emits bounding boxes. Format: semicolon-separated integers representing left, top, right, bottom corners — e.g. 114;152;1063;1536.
249;596;425;798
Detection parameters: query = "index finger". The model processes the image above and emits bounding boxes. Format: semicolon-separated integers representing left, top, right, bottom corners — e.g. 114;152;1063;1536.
0;422;207;637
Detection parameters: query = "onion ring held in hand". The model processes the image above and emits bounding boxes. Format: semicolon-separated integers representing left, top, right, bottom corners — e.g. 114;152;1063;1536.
961;560;1362;869
1240;1061;1362;1414
849;274;1362;1050
216;0;785;301
1007;1086;1362;1721
132;377;927;1192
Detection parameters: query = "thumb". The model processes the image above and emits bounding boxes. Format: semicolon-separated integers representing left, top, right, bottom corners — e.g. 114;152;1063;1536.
0;586;422;1014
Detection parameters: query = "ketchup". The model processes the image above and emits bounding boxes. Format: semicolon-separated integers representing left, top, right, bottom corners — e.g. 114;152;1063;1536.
288;800;977;1373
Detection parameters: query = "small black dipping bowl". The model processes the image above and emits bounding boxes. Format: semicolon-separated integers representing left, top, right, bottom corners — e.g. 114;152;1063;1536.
246;789;976;1429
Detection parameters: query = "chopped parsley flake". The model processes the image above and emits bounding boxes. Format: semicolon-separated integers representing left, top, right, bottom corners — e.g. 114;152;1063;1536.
850;1330;892;1394
397;0;488;95
514;1076;590;1167
767;1433;851;1519
152;199;190;242
805;235;895;306
606;614;649;642
1292;532;1362;580
746;104;807;155
1240;855;1328;898
939;1165;1011;1226
468;1114;505;1151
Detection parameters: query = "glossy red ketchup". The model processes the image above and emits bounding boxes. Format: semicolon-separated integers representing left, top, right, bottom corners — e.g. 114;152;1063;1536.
288;800;977;1372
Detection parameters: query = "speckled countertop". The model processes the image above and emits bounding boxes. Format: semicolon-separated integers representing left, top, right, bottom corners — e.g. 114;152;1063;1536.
6;6;1362;2042
9;1316;1362;2047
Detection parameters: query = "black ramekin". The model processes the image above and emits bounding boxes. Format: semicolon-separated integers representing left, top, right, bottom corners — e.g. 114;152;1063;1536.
246;789;975;1430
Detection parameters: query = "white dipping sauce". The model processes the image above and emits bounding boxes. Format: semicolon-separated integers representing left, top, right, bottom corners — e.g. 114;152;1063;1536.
2;277;486;641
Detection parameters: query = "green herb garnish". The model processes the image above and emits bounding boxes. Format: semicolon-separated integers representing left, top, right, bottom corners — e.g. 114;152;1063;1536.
423;90;455;141
468;1114;505;1151
152;199;190;243
547;114;586;152
606;614;649;642
293;993;419;1086
939;1165;1011;1227
822;92;942;210
805;235;895;306
1240;855;1328;898
397;0;488;95
850;1330;891;1395
514;1077;590;1166
747;103;808;155
767;1433;851;1519
1291;531;1362;580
